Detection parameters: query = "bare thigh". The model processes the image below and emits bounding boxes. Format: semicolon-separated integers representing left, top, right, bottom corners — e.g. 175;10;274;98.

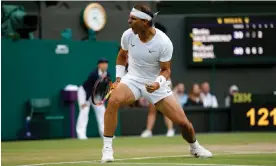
109;82;136;106
155;95;189;125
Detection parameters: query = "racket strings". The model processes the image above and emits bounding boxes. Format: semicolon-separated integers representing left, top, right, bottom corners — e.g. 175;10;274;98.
92;77;112;105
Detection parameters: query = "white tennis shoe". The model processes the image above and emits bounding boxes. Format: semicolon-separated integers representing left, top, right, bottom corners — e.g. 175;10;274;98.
190;145;213;158
140;130;152;138
101;147;114;163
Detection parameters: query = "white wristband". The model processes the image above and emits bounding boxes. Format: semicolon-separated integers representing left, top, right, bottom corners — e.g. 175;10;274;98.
155;75;166;87
116;65;126;78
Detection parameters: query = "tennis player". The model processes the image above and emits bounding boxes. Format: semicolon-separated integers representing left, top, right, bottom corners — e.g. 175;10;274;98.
76;58;110;139
101;4;212;162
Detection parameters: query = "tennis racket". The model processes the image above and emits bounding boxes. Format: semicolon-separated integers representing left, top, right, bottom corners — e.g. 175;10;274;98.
91;76;113;106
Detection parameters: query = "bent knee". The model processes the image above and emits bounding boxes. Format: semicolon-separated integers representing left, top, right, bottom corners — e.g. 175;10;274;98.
108;96;122;106
108;91;125;107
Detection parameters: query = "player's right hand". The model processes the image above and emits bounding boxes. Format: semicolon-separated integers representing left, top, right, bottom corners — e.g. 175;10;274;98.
112;77;121;90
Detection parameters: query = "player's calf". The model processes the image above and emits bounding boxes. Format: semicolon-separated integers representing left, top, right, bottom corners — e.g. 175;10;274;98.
104;97;121;137
155;96;213;158
177;117;213;158
179;120;196;143
103;87;127;137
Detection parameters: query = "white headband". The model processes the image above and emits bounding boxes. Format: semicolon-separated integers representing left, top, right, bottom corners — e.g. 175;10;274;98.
130;8;152;21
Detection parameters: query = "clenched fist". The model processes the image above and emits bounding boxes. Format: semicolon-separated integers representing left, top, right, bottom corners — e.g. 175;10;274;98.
145;82;160;93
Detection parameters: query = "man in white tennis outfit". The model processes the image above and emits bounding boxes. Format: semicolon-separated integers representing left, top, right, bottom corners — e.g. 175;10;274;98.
101;4;213;163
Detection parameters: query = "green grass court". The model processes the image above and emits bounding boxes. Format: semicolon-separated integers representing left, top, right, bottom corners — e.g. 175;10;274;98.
2;132;276;166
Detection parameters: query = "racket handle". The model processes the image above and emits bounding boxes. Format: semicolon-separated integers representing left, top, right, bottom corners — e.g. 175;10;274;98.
98;90;112;106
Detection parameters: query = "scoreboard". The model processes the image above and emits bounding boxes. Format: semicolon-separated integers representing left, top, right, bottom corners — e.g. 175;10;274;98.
230;93;276;131
185;14;276;66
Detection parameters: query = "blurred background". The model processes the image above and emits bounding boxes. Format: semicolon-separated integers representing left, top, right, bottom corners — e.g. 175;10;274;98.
1;1;276;142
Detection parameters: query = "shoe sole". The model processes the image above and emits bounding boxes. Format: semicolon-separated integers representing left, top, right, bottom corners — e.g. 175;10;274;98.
190;152;213;158
101;159;114;163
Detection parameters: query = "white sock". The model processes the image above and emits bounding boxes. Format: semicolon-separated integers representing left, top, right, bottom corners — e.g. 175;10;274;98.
103;136;113;149
189;140;200;149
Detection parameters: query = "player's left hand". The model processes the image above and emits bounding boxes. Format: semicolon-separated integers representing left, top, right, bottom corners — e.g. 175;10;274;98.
145;82;160;93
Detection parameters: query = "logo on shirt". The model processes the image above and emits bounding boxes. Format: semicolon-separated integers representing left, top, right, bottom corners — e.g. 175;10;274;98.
149;50;156;53
130;41;135;47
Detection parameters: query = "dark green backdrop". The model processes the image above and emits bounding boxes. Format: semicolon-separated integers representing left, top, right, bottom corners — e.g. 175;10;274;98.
1;39;119;140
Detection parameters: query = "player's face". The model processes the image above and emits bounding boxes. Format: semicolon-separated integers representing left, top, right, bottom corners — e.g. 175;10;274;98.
98;63;108;72
128;15;146;34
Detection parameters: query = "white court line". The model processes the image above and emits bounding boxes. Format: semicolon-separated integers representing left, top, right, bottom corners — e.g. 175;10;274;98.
101;163;257;166
17;151;276;166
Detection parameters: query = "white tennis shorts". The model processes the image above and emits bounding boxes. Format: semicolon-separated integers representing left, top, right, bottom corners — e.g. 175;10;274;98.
121;74;173;104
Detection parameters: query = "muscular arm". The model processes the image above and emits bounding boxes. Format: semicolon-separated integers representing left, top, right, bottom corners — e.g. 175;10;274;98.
146;40;173;92
159;61;171;80
158;39;173;82
115;49;128;82
116;49;128;66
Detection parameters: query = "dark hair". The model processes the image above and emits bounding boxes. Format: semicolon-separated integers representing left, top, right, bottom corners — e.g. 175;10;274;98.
97;58;109;64
134;4;154;27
